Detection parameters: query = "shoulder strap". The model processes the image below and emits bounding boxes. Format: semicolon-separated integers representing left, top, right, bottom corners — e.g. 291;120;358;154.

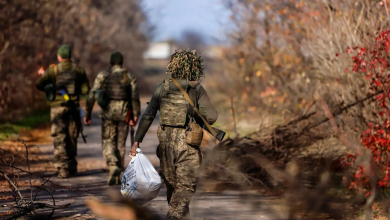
123;71;127;84
54;65;58;83
171;78;217;136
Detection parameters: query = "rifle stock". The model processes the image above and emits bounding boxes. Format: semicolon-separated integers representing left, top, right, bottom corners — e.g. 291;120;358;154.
202;124;226;141
126;109;135;145
125;83;135;145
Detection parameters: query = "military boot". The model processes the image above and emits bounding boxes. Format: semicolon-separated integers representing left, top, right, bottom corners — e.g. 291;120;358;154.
58;168;70;179
108;166;121;186
69;167;77;176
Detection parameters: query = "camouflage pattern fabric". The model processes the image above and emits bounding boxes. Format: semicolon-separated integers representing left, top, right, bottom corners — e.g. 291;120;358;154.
35;60;90;107
50;106;79;170
166;49;205;81
105;68;128;100
85;64;140;170
135;79;218;143
159;79;188;127
157;125;202;219
102;119;129;169
56;63;76;95
134;50;216;219
85;65;140;121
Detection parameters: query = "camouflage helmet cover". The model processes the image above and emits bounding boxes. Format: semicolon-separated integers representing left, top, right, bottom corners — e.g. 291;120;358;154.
166;49;205;81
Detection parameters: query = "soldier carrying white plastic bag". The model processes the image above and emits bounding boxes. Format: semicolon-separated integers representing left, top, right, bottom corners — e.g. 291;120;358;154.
129;49;218;220
121;148;162;205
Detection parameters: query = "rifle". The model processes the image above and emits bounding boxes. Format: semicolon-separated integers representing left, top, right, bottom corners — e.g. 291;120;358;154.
126;109;135;145
125;82;135;145
201;123;226;142
58;84;87;143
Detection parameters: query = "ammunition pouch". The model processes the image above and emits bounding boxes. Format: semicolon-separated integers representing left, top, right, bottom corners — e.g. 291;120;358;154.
185;119;203;146
95;89;109;110
44;84;56;102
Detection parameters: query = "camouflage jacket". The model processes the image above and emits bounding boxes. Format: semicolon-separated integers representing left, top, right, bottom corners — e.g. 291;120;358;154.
35;61;90;107
134;79;218;143
85;65;140;121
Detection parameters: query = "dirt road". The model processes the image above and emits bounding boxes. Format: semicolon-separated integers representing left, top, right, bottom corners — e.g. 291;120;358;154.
0;97;284;220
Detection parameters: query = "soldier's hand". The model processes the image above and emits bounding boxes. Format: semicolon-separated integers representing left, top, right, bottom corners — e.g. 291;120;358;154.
129;117;138;129
129;142;139;157
129;117;138;126
84;117;91;126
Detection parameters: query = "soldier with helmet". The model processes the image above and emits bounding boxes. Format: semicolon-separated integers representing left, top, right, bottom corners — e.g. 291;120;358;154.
35;44;90;178
130;49;218;220
85;51;140;186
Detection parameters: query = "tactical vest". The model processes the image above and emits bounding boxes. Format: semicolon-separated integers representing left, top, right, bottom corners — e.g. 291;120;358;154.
55;64;76;95
105;69;128;100
159;79;190;127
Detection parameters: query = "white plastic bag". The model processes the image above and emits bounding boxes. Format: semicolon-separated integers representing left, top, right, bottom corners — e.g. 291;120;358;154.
121;148;162;205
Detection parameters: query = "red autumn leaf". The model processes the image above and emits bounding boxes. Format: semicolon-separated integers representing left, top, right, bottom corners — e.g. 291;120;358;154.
344;30;390;192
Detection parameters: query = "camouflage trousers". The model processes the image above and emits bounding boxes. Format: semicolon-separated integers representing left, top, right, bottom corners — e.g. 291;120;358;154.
101;119;129;169
157;125;202;220
50;106;79;170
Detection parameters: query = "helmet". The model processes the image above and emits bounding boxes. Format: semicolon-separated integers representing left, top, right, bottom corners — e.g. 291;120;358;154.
166;49;204;81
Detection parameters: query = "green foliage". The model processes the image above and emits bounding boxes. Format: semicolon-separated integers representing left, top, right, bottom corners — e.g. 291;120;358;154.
166;49;205;81
0;109;50;141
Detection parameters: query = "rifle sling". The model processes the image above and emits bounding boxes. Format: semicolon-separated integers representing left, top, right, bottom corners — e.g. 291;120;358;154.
54;65;57;82
171;78;217;137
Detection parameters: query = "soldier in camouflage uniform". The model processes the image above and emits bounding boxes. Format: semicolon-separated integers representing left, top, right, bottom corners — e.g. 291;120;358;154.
85;51;140;186
131;49;218;220
36;45;90;178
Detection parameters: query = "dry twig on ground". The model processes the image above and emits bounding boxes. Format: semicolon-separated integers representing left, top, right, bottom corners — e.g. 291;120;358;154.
0;138;74;219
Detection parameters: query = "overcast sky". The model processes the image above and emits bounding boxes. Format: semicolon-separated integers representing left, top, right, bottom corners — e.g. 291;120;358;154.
141;0;231;44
